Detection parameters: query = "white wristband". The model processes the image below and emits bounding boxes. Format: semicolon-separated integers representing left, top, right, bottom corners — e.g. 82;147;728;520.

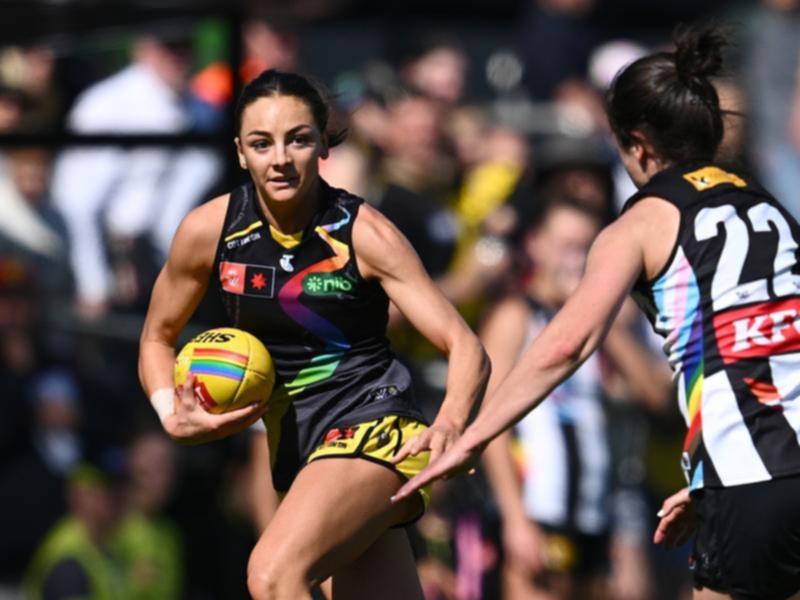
150;387;175;423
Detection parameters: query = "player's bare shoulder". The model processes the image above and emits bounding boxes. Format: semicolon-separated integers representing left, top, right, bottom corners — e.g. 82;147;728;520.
352;202;416;279
618;196;681;281
168;193;230;275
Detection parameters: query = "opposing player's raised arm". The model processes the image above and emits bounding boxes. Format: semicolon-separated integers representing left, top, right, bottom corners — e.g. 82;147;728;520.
139;195;267;443
353;204;490;462
393;208;653;501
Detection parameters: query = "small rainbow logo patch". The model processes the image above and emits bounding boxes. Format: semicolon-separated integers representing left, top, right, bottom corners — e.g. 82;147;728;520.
190;348;247;381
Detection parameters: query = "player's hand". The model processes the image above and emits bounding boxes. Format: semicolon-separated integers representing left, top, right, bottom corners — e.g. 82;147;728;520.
391;434;483;503
653;487;694;547
391;419;460;466
163;373;269;445
502;514;546;576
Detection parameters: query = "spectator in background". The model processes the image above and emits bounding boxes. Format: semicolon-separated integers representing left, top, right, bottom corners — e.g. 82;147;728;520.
0;259;40;463
0;45;60;132
0;148;71;301
0;369;82;594
396;32;468;107
240;19;299;83
50;31;222;320
113;431;182;600
24;458;127;600
376;94;458;280
744;0;800;217
519;0;599;100
0;85;26;133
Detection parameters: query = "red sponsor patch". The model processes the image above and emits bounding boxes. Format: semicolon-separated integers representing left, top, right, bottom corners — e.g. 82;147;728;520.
323;426;357;444
219;262;275;297
714;297;800;364
220;261;245;295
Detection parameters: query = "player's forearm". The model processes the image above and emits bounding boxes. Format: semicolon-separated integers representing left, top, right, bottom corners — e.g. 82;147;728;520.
434;331;490;432
138;337;177;397
463;326;599;451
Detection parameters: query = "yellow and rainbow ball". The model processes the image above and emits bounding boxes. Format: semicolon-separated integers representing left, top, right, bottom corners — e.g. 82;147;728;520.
174;327;275;414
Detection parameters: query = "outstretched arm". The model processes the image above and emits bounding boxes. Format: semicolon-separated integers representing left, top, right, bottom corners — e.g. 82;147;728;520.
353;204;491;463
393;212;647;500
139;196;267;443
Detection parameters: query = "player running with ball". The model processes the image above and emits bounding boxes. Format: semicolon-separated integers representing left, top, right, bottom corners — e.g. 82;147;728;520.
139;70;489;600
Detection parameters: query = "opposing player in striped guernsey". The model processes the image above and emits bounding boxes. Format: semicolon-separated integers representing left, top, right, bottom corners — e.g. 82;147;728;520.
138;70;489;600
395;25;800;600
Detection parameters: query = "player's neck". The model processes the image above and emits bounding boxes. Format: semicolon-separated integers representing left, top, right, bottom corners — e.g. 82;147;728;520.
527;274;565;309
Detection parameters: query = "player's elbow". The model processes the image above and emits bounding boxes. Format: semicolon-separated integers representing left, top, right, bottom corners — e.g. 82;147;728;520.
546;336;590;371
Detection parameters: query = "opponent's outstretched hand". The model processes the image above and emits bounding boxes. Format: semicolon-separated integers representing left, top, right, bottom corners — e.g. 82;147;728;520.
163;373;269;444
390;436;481;503
653;487;694;547
391;422;460;467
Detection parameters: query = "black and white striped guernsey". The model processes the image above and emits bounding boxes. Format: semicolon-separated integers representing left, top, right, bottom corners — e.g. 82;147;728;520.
625;163;800;490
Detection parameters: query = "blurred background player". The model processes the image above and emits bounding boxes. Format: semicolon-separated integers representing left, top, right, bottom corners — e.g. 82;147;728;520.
481;197;669;600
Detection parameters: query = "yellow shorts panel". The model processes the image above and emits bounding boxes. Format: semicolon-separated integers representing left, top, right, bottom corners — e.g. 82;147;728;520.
306;415;432;517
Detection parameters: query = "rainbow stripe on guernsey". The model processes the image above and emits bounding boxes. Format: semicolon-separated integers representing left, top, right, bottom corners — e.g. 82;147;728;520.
190;347;248;381
652;248;705;489
278;206;353;396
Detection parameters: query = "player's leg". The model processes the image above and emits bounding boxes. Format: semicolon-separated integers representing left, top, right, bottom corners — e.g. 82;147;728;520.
327;527;422;600
246;457;424;600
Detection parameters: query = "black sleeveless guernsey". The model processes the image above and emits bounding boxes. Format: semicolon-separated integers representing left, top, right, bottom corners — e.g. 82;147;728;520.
624;163;800;492
213;179;424;491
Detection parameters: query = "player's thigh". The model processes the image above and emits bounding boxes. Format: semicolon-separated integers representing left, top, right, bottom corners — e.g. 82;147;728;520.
248;457;421;586
329;528;422;600
693;589;730;600
694;592;800;600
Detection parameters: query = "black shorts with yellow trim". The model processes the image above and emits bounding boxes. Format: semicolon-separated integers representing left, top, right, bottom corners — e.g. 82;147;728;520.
306;415;432;525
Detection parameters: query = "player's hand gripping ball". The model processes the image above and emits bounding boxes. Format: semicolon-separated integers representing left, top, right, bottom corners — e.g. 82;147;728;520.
174;328;275;414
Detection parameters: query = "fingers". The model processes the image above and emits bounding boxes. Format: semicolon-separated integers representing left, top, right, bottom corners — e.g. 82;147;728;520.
389;467;439;504
178;373;197;410
653;505;693;548
656;487;690;519
391;432;429;465
428;434;447;465
208;400;268;429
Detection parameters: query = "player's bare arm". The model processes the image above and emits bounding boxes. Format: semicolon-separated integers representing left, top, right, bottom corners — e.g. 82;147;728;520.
138;195;267;443
353;204;491;463
393;199;679;499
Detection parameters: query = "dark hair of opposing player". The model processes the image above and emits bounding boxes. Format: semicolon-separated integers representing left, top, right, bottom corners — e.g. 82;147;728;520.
235;69;347;147
605;23;729;163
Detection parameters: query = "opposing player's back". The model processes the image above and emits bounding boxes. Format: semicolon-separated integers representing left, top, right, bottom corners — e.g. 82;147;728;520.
626;163;800;490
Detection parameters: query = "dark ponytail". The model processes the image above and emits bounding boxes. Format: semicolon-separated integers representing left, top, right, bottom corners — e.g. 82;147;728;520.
235;69;347;147
606;23;728;164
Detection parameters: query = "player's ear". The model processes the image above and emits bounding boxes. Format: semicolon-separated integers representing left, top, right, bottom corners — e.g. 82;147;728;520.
629;129;657;172
234;137;247;170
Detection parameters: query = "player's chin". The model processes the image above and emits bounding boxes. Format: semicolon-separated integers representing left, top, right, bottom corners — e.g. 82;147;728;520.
265;178;303;202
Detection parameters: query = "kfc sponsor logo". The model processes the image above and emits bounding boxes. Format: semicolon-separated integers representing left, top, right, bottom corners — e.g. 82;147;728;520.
714;298;800;363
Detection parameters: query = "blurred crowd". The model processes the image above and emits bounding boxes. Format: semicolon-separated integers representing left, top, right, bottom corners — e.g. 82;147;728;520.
1;0;800;599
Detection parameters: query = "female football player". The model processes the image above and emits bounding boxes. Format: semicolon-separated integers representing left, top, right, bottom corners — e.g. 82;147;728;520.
139;70;490;600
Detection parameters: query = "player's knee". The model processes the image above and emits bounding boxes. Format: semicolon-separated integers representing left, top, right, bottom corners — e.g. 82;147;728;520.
247;549;307;600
